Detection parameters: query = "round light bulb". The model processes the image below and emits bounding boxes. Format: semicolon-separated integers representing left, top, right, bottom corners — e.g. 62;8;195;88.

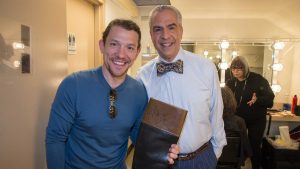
273;41;285;50
272;63;283;71
203;50;208;56
218;62;228;70
271;84;282;93
232;50;238;56
220;40;229;49
220;82;226;87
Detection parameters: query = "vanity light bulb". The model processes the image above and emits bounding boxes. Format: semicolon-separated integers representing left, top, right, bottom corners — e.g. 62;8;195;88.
271;84;282;93
232;50;238;57
218;62;228;70
273;41;285;50
272;63;283;71
220;40;229;49
220;82;226;87
203;50;208;56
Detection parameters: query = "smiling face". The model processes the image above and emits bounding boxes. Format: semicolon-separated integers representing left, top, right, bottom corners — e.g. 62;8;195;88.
150;9;183;62
99;25;140;80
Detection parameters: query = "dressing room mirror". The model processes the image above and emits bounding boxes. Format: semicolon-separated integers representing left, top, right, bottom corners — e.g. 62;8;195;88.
181;41;274;83
140;40;299;95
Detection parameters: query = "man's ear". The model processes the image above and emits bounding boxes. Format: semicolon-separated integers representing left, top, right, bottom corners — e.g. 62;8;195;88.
99;40;105;53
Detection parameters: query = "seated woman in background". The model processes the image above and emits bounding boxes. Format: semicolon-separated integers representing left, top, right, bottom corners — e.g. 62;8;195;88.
221;86;252;166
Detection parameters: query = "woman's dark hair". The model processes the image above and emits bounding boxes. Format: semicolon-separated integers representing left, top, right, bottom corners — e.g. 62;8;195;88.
102;19;141;49
221;86;237;118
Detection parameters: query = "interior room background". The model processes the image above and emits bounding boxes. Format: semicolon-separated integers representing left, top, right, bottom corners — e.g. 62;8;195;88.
1;0;300;169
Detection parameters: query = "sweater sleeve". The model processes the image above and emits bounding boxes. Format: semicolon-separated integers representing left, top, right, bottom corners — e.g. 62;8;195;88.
45;75;77;169
130;83;148;145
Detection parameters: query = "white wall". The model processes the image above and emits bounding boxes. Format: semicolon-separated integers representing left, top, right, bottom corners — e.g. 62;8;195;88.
105;1;130;25
0;1;67;169
104;0;138;26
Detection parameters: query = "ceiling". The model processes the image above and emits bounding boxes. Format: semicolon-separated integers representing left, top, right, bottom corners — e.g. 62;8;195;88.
135;0;300;41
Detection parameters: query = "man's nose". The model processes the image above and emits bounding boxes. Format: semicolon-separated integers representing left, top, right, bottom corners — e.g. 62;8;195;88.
162;29;171;39
118;46;126;58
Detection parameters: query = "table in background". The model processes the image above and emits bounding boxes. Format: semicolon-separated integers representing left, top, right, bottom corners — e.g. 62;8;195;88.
265;111;300;136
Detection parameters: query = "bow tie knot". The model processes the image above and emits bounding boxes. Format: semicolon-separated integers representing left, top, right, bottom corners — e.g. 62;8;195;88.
156;59;183;76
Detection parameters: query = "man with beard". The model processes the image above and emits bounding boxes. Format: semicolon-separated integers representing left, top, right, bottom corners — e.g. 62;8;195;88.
46;19;179;169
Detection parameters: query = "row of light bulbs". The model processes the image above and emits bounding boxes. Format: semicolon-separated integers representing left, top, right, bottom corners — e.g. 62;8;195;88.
210;40;285;92
271;41;285;93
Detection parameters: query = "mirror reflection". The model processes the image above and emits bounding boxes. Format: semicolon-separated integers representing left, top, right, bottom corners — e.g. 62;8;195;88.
141;40;299;102
180;42;273;83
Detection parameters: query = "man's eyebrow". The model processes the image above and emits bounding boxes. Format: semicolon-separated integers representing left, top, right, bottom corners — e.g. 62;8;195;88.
152;23;177;29
127;43;138;47
152;25;162;29
109;39;119;43
110;39;137;47
167;23;177;27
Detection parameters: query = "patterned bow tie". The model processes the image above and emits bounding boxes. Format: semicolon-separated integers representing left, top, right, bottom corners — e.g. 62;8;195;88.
156;59;183;76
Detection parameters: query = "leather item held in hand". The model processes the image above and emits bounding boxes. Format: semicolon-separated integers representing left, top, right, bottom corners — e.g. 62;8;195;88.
132;98;187;169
